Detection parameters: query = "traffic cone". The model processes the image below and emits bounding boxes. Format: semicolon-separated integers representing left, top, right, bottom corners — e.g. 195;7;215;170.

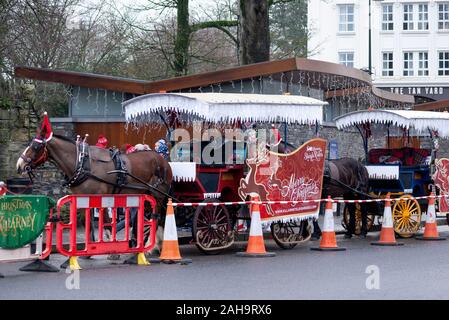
158;199;192;264
311;196;346;251
236;197;276;257
371;194;404;246
416;193;446;241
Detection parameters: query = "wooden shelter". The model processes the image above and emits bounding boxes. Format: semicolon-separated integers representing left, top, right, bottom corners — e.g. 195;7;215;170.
15;58;414;148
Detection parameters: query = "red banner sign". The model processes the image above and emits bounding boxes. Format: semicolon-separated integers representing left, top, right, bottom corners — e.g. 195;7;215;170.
433;158;449;213
238;138;327;223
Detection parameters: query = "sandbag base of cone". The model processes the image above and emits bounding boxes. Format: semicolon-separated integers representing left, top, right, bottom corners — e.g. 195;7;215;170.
149;258;192;265
415;235;446;241
371;241;404;246
236;251;276;258
310;246;346;251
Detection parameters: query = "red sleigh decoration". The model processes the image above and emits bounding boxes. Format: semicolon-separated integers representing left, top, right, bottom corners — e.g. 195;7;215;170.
238;139;327;224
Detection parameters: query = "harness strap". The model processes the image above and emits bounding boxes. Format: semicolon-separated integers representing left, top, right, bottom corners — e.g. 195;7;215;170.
109;149;128;193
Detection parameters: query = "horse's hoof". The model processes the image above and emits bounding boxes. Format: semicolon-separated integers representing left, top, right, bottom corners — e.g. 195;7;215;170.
311;234;321;241
344;233;352;239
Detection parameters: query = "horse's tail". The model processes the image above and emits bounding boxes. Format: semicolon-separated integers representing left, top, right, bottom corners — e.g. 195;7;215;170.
357;162;370;196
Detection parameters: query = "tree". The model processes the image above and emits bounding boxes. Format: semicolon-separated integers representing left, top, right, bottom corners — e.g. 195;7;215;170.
239;0;308;64
270;0;309;59
64;1;133;75
238;0;270;65
125;0;239;76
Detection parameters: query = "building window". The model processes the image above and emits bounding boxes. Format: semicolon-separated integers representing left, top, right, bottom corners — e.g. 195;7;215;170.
439;3;449;30
439;51;449;76
418;52;429;76
403;52;414;76
382;4;394;31
403;4;414;30
382;52;394;77
339;52;354;67
417;4;428;30
339;4;355;32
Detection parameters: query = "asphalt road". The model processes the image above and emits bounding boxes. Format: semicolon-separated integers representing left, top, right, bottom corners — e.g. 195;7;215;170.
2;227;449;300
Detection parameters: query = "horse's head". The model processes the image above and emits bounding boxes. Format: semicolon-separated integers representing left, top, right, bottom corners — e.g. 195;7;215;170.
16;112;53;175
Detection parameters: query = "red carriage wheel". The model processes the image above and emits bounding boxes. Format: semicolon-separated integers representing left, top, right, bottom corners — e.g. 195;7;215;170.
192;199;234;255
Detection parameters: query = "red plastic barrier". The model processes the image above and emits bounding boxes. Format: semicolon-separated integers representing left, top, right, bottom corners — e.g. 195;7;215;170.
55;194;157;257
41;207;54;260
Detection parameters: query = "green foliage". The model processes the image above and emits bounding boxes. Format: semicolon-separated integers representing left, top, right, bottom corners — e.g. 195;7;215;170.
0;0;311;114
269;0;309;59
0;96;12;110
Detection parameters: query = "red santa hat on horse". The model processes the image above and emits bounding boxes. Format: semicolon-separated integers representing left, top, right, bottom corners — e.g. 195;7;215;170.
37;112;53;142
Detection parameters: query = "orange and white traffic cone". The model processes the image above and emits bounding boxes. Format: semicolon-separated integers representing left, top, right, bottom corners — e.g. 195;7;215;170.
236;197;276;257
311;196;346;251
158;199;192;264
416;193;446;241
371;194;404;246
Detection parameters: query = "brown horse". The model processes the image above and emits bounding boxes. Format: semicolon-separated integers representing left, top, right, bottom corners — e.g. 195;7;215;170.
320;158;370;238
16;119;173;254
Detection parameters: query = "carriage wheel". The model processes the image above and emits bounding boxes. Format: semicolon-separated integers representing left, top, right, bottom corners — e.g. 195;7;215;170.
342;203;375;235
271;221;310;249
192;200;234;255
392;195;421;238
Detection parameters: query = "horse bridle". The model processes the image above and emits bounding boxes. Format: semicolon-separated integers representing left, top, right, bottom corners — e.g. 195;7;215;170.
20;135;51;176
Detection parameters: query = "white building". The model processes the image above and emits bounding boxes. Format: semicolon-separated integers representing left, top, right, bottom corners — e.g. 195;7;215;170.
308;0;449;104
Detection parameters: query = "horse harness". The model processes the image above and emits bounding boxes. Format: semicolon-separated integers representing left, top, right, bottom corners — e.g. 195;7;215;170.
323;160;371;199
64;140;128;193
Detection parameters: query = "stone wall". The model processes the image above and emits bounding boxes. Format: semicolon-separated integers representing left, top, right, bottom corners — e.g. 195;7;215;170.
3;112;449;198
0;108;30;182
0;107;74;198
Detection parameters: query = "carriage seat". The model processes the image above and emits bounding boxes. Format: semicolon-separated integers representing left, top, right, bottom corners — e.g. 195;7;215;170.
368;147;430;166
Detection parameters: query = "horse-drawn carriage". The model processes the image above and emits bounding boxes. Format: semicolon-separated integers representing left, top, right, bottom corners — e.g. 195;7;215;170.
335;109;449;237
123;92;328;254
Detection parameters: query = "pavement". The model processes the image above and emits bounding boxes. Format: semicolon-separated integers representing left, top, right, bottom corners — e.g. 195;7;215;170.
2;225;449;300
48;211;448;250
2;211;448;300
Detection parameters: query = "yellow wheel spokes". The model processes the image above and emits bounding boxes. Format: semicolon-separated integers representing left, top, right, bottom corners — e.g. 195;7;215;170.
397;200;407;212
392;196;422;237
396;218;406;230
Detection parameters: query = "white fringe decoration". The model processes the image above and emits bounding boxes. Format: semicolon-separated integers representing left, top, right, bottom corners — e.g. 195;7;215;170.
123;93;325;125
336;110;449;138
169;162;196;182
261;212;318;228
365;165;399;180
